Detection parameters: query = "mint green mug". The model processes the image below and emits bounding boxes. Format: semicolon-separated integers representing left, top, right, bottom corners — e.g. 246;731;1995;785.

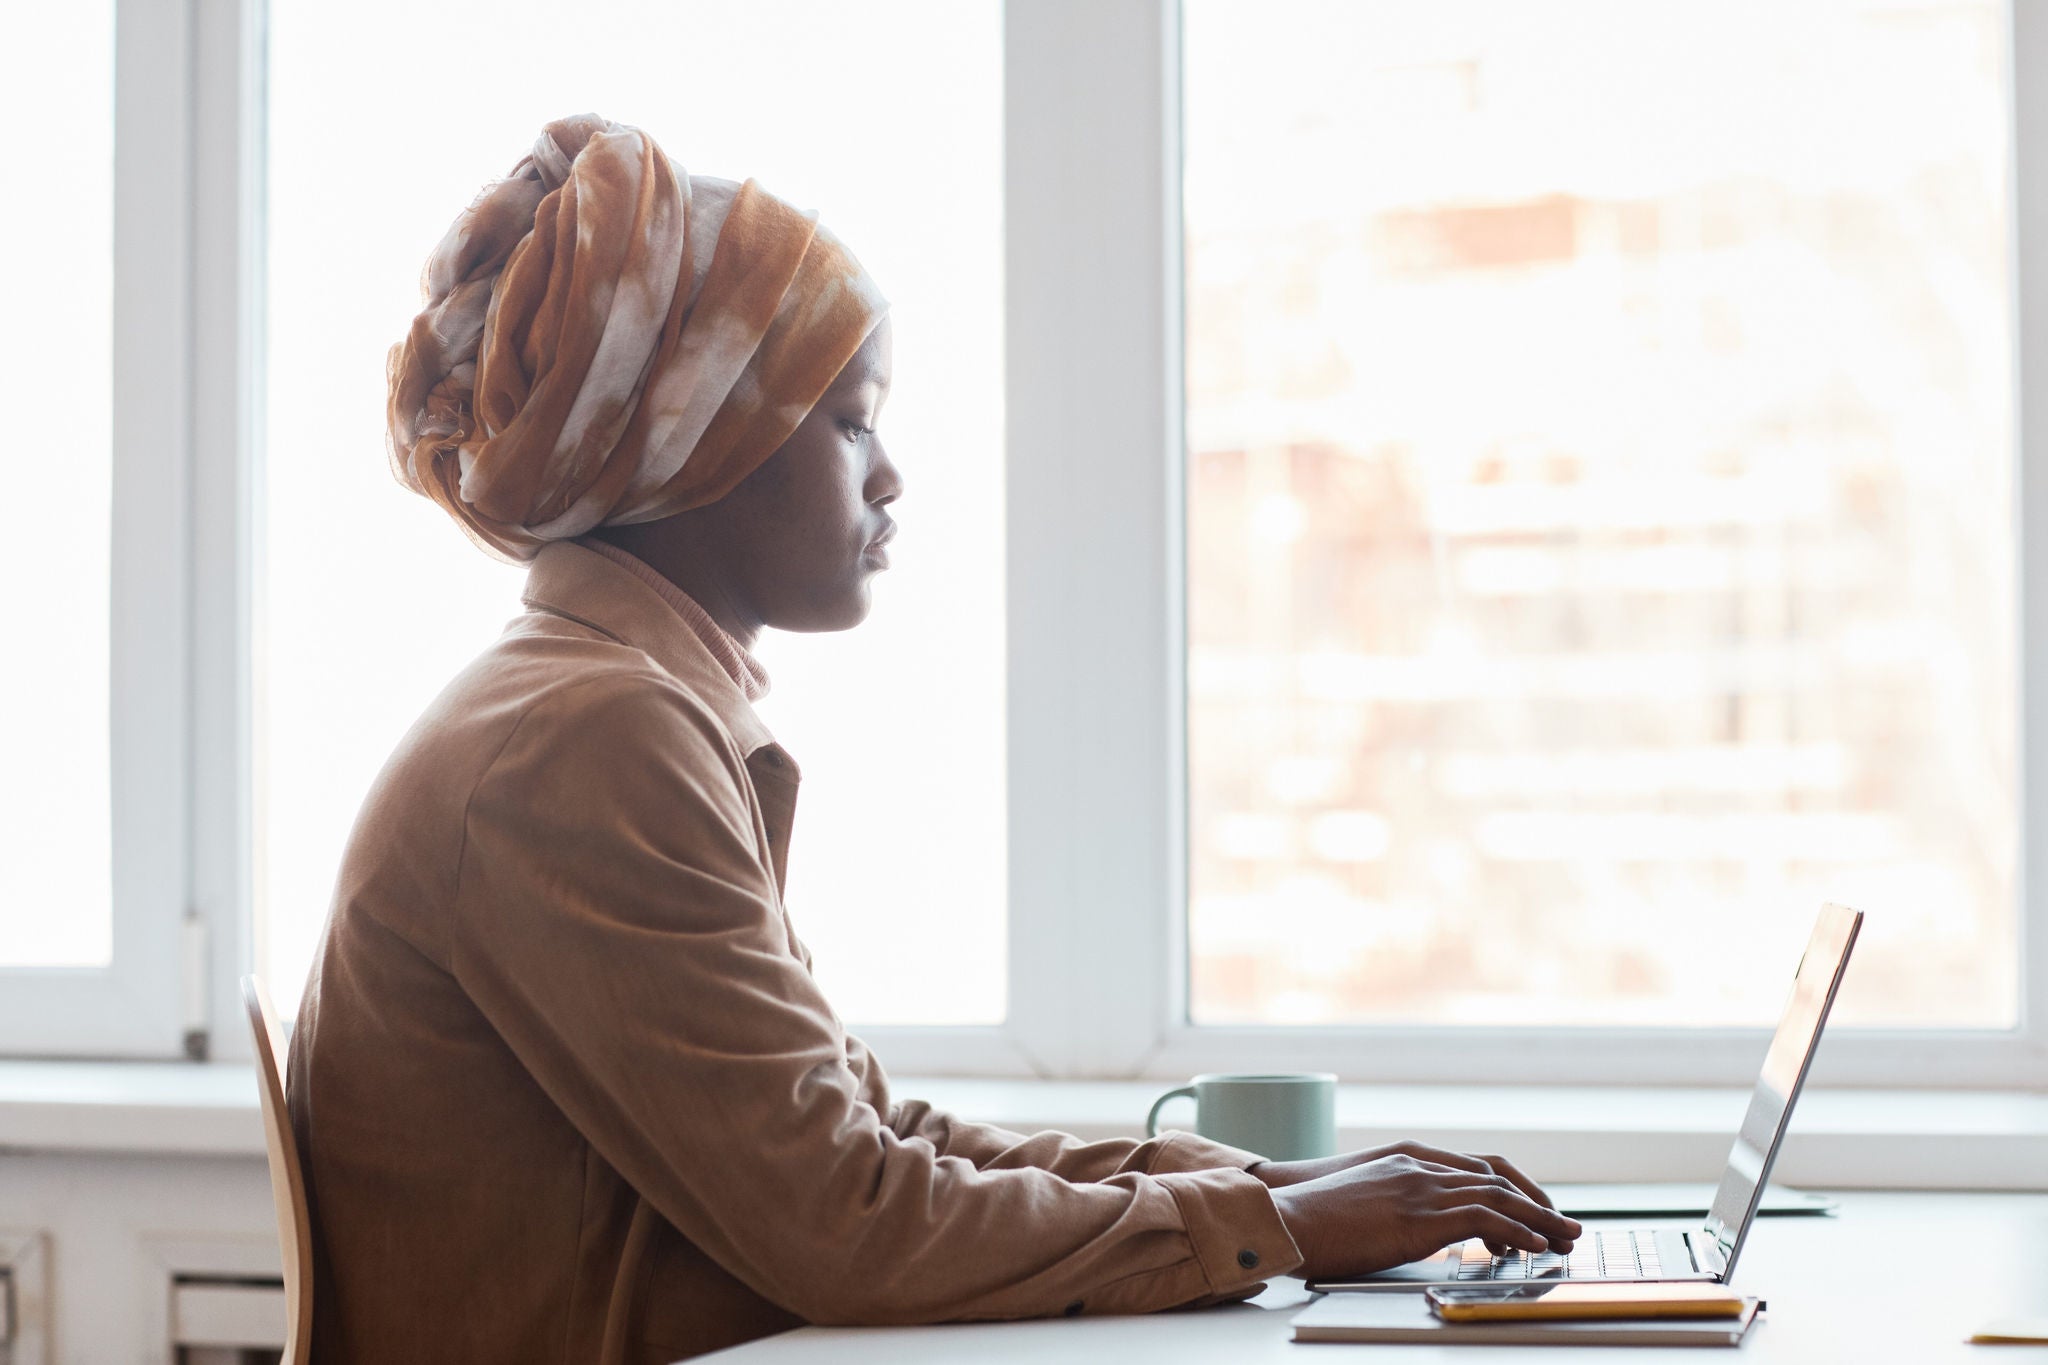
1144;1072;1337;1161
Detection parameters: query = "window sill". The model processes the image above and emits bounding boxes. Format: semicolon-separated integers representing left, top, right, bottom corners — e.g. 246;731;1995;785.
1;1060;2040;1189
0;1060;263;1157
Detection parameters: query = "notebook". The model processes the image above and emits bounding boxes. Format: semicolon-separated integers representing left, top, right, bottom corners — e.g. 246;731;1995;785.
1291;1291;1765;1347
1554;1182;1836;1219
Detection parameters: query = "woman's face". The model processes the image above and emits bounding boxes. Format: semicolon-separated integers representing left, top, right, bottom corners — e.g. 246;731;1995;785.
706;318;901;633
589;319;901;641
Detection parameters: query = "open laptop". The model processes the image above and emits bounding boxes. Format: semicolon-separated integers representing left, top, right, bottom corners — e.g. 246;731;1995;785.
1310;901;1862;1292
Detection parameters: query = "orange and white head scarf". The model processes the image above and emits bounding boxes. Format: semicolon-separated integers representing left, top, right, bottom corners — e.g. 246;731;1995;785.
386;113;889;562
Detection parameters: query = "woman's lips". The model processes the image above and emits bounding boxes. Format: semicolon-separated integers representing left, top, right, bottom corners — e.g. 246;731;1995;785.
864;523;896;569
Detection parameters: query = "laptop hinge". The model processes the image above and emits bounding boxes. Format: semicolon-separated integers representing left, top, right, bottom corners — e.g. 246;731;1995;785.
1687;1229;1729;1280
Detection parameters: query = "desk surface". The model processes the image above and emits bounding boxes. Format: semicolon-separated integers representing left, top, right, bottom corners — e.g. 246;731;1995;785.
700;1192;2048;1361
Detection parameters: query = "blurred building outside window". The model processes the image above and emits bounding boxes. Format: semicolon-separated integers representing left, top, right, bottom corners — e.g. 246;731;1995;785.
1184;0;2017;1029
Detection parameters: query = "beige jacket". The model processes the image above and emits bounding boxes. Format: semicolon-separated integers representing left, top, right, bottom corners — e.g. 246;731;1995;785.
287;539;1302;1364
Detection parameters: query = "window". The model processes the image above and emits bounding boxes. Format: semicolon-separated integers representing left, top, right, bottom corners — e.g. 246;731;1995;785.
25;0;2048;1085
1181;0;2018;1032
0;0;190;1055
259;0;1006;1026
2;0;115;969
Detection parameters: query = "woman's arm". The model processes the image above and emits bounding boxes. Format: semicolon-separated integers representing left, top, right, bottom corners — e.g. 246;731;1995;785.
837;1032;1271;1182
448;672;1300;1325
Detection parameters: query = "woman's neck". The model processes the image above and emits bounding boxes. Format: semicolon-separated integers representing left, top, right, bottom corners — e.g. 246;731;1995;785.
583;523;762;652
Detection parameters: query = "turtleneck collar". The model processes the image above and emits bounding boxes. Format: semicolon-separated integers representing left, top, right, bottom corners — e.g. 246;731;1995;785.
575;537;771;702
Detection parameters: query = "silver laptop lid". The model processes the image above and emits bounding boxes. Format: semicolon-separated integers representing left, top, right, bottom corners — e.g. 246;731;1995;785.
1696;902;1862;1281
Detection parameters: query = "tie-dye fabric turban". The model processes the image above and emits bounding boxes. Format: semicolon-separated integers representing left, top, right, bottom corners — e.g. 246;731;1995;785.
386;113;889;562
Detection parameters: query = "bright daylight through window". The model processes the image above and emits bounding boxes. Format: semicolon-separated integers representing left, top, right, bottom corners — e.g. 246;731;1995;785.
1183;0;2017;1028
0;0;114;969
262;0;1005;1025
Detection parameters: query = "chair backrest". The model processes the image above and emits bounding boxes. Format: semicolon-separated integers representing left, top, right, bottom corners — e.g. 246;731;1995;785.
242;975;314;1365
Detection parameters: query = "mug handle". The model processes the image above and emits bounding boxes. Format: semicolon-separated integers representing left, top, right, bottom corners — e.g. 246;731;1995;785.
1145;1085;1198;1138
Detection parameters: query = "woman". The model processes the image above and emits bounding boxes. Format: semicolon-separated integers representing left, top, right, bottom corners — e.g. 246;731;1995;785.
288;114;1579;1365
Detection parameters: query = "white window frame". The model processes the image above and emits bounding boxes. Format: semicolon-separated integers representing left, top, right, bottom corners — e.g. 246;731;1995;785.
34;0;2048;1087
188;0;266;1068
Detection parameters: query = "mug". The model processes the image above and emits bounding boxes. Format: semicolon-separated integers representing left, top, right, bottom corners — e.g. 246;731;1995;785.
1144;1072;1337;1161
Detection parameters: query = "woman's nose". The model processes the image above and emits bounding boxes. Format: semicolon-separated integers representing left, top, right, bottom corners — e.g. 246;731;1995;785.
868;440;904;506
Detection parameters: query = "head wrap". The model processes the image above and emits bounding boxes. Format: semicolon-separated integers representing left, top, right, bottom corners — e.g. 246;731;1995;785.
386;113;889;562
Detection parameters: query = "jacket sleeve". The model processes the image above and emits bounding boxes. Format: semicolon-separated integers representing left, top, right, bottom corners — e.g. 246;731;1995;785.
839;1032;1271;1182
448;673;1301;1326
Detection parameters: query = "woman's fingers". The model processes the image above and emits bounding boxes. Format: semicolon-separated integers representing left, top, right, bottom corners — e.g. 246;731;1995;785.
1442;1205;1550;1257
1472;1151;1559;1211
1403;1143;1560;1213
1437;1180;1581;1249
1478;1184;1580;1248
1400;1156;1576;1245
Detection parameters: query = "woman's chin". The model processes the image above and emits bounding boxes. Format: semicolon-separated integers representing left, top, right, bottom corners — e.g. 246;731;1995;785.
775;584;875;635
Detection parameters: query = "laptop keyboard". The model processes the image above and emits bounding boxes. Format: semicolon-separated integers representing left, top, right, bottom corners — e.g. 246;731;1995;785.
1456;1228;1663;1280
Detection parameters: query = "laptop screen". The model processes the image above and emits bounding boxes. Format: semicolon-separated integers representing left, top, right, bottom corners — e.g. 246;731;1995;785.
1700;902;1862;1276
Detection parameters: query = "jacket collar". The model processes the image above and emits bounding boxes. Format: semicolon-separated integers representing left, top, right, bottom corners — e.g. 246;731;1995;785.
520;539;777;758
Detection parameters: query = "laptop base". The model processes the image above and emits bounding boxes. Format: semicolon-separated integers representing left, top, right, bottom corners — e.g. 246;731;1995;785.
1308;1227;1715;1292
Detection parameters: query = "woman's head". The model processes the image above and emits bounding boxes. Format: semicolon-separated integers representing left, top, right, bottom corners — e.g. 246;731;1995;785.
591;316;900;637
384;114;891;581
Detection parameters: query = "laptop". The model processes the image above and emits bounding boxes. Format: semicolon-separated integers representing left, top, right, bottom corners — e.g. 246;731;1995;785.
1309;901;1862;1292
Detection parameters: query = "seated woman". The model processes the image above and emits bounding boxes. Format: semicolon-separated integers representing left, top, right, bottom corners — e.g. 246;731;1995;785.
288;114;1578;1365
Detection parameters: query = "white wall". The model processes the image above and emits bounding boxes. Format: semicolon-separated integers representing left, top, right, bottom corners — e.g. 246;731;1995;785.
0;1152;275;1364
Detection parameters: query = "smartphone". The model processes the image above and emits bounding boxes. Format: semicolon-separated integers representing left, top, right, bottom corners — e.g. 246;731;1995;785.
1426;1282;1748;1322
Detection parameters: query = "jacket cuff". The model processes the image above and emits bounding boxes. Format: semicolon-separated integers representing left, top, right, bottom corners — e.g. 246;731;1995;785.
1145;1130;1267;1176
1156;1166;1304;1297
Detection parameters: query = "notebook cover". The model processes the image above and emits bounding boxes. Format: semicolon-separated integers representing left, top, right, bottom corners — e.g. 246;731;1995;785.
1970;1317;2048;1344
1291;1292;1763;1347
1553;1182;1836;1219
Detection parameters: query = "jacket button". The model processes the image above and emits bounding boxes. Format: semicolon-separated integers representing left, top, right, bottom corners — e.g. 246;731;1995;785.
1237;1249;1260;1270
1064;1301;1084;1317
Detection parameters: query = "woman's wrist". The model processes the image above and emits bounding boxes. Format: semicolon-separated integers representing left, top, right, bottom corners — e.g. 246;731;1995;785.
1248;1155;1348;1189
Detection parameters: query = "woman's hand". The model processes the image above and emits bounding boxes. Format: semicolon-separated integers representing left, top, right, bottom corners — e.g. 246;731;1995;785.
1250;1140;1552;1200
1256;1142;1581;1281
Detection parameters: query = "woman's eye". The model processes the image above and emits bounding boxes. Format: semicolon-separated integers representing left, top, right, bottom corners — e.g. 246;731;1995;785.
840;419;873;441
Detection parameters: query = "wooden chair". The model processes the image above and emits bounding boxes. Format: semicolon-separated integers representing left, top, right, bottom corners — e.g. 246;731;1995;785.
242;975;314;1365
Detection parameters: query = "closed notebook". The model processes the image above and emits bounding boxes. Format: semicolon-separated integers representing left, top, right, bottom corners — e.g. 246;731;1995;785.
1291;1292;1764;1347
1553;1182;1836;1219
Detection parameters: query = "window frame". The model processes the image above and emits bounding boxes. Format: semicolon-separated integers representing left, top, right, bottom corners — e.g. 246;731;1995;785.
41;0;2048;1086
190;0;267;1067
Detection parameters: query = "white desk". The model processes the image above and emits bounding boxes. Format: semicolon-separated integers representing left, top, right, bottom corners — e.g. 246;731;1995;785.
700;1192;2048;1361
